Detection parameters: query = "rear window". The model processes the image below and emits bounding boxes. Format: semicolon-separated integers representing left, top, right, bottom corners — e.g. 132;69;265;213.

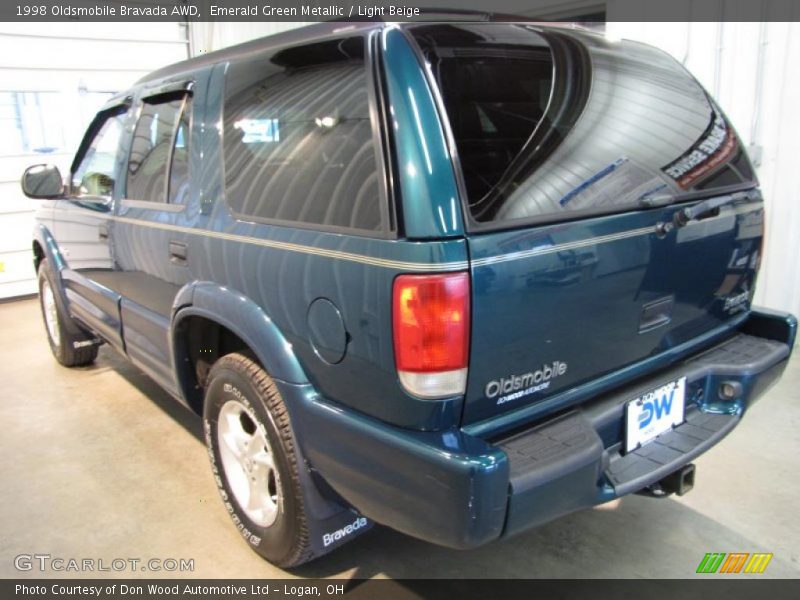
222;36;384;233
408;24;756;226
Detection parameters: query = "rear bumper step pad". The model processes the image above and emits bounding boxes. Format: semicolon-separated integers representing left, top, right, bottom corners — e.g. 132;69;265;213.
607;409;737;496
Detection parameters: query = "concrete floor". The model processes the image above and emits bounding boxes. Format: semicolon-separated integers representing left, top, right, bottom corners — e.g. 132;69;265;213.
1;297;798;579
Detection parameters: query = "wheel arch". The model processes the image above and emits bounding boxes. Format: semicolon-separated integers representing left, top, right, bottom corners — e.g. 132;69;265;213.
170;282;309;414
33;223;68;273
32;224;87;339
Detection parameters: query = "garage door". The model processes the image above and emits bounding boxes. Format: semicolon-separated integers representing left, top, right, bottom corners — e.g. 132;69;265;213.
0;21;188;299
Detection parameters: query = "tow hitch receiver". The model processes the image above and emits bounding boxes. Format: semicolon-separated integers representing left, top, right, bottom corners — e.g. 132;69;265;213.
661;464;696;496
642;464;696;498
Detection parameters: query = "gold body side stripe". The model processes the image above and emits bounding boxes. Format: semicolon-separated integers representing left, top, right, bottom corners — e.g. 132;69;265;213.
108;216;469;272
108;203;760;272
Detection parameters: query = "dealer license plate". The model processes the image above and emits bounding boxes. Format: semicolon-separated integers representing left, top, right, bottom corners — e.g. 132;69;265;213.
625;377;686;453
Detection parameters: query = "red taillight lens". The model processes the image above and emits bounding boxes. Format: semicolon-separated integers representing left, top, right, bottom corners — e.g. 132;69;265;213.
392;272;470;399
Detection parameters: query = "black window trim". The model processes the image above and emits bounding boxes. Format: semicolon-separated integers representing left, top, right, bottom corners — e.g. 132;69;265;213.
122;87;193;211
68;100;131;206
218;31;396;240
142;79;194;100
367;28;397;236
373;28;401;235
69;99;131;186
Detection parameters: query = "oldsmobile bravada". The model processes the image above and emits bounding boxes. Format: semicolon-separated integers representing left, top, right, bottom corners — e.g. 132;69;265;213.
22;22;796;566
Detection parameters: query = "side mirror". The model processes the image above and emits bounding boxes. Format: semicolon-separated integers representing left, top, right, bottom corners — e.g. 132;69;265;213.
21;164;65;199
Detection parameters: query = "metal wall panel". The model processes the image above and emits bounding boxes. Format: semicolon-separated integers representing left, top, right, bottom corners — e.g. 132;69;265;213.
0;22;188;299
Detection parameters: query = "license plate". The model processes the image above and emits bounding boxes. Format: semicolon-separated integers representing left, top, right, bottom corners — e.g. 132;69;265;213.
625;377;686;453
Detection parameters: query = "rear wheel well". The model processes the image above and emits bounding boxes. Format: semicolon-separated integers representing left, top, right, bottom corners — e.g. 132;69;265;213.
174;316;258;415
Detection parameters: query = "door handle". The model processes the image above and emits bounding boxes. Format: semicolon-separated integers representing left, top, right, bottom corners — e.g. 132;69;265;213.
98;224;109;240
169;241;188;264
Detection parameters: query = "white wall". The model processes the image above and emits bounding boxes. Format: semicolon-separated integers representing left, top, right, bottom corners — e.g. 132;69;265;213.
607;21;800;318
0;22;188;298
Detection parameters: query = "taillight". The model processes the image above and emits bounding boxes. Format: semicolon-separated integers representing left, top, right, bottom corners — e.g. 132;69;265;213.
392;272;470;399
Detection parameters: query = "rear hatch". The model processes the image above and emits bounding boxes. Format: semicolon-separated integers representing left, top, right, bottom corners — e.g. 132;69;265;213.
407;24;764;426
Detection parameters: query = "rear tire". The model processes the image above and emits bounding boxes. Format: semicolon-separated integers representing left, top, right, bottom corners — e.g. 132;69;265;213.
203;353;316;567
37;259;98;367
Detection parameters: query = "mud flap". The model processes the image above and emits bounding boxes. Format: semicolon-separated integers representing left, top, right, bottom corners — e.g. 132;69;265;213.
292;439;373;556
276;377;373;555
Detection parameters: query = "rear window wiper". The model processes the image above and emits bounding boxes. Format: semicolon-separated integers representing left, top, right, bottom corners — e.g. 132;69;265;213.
641;189;759;230
673;190;757;227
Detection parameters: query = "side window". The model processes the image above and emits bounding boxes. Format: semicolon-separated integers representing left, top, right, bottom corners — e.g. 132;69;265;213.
126;94;191;203
71;109;127;198
223;36;382;232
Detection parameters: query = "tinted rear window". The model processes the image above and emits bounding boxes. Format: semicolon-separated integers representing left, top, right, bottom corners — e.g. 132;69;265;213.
409;24;756;226
223;36;383;232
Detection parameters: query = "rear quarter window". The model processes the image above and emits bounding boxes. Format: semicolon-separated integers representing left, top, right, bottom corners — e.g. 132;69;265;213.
408;24;756;227
222;36;384;233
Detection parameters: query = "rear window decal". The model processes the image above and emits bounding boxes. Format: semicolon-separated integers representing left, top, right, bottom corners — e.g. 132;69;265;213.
662;105;738;190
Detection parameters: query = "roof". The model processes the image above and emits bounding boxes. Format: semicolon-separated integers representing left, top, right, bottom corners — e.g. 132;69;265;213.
136;21;383;85
136;19;599;87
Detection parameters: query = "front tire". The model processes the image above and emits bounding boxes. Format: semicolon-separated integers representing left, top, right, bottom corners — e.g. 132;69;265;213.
203;353;315;567
38;259;98;367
